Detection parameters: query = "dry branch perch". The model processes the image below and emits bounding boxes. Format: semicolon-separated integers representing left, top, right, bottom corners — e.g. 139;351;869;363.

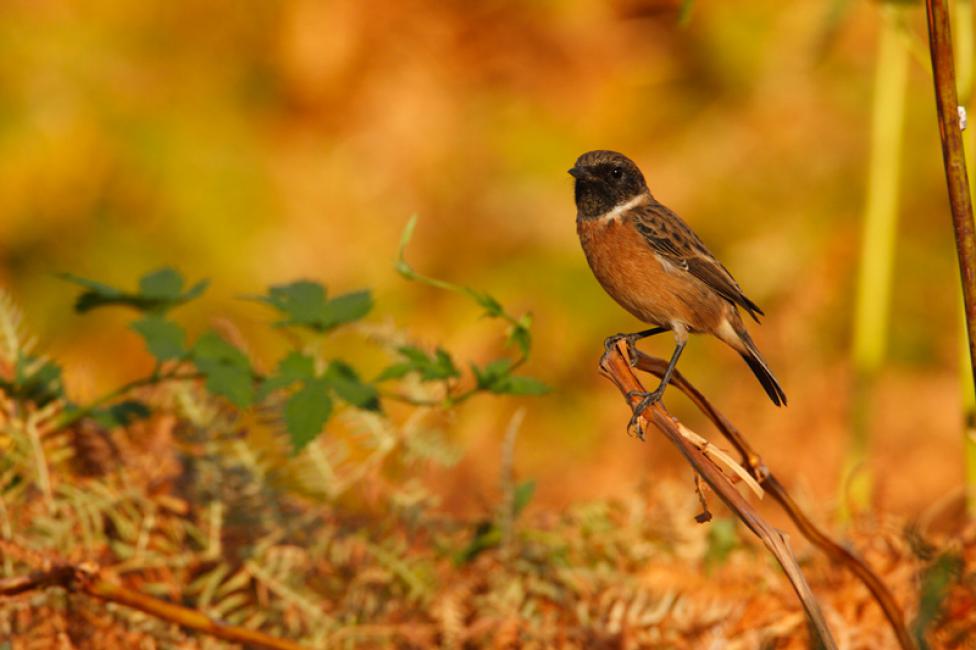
0;561;308;650
599;342;838;650
673;419;763;499
925;0;976;401
925;0;976;522
631;350;916;650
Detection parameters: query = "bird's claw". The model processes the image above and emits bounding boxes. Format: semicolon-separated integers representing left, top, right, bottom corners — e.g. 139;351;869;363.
626;389;664;441
603;333;640;366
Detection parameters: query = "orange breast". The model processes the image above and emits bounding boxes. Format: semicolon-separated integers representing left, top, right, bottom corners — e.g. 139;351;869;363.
577;216;727;332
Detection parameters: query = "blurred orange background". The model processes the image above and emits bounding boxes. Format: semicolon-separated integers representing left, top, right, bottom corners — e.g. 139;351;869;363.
0;0;965;521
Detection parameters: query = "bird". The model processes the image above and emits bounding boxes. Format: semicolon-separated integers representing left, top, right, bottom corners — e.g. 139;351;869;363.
569;150;786;431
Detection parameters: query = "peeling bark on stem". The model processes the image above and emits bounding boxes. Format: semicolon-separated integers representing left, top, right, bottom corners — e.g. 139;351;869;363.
626;349;916;650
926;0;976;435
599;342;838;650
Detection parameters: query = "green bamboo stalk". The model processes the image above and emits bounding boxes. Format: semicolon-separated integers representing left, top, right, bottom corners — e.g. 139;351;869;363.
843;5;909;517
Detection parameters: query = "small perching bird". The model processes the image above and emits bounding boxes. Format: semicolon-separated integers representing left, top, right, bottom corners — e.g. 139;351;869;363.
570;150;786;430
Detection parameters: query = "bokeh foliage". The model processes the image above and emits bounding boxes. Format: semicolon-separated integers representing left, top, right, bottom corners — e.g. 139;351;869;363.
0;0;966;514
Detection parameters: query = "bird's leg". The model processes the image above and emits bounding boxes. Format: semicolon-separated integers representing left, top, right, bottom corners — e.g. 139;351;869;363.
602;326;667;366
627;336;687;440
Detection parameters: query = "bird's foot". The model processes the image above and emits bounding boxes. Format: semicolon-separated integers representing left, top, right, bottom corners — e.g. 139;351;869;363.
603;332;641;366
625;388;664;440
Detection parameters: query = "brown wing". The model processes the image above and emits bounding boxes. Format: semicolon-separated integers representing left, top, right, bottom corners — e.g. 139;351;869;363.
630;201;764;322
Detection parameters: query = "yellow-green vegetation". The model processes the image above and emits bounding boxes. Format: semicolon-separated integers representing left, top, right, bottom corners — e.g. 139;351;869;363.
846;4;909;517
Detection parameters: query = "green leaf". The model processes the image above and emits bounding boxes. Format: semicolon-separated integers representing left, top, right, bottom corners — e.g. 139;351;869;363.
454;521;501;565
203;366;254;408
0;357;64;406
325;360;380;411
512;480;535;517
59;269;208;314
375;362;413;382
253;281;372;332
321;290;373;329
912;553;963;649
25;360;61;390
58;273;123;299
388;346;460;382
59;272;126;313
398;346;432;365
285;378;333;453
468;290;503;318
259;281;327;323
507;316;532;356
472;358;512;390
191;331;250;369
257;351;316;399
184;279;209;301
471;358;548;396
138;268;184;300
130;316;186;361
432;349;458;379
191;332;254;407
91;400;152;428
278;351;316;381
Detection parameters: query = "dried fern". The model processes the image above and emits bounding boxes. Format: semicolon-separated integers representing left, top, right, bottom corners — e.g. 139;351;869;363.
0;290;32;367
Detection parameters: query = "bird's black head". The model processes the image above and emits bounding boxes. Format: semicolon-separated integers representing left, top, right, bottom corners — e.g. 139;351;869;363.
569;150;648;220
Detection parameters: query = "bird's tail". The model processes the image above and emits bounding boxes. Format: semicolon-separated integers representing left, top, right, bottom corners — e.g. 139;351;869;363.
721;316;787;407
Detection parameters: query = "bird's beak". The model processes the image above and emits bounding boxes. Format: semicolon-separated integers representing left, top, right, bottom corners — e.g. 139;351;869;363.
568;166;586;180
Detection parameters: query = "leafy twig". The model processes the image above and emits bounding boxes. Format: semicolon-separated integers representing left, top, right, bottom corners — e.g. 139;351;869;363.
385;216;547;404
53;370;202;431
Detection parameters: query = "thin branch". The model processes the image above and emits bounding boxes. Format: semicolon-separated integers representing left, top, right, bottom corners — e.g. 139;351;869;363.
377;390;442;407
378;356;529;409
0;562;307;650
0;566;77;597
926;0;976;415
599;343;838;650
632;350;916;650
53;370;203;431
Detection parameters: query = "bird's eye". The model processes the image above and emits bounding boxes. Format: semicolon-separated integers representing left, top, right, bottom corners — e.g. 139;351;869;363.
610;167;623;180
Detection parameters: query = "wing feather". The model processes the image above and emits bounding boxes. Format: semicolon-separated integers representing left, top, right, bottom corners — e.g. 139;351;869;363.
631;202;764;321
